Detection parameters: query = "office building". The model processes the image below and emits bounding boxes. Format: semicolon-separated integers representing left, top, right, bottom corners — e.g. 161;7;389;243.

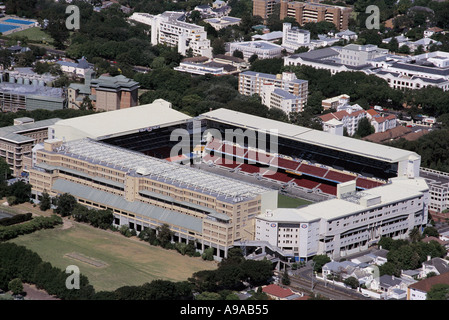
252;0;280;21
229;40;283;60
0;117;60;177
255;177;429;260
279;0;352;31
129;12;213;58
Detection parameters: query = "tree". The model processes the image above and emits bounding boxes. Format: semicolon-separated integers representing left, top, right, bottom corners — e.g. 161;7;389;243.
202;247;214;261
7;181;31;204
409;227;422;242
343;276;359;289
232;50;244;59
281;269;290;285
39;191;51;211
427;283;449;300
156;223;173;248
54;193;77;217
312;255;330;273
423;226;439;238
355;118;375;138
8;278;23;296
248;54;258;64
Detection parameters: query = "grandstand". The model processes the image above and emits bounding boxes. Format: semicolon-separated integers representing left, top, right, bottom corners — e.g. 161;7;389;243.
195;108;421;197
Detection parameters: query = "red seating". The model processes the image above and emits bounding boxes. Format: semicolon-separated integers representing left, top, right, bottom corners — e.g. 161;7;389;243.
356;177;383;189
298;164;328;177
239;163;261;174
318;184;337;195
263;170;294;183
274;157;301;171
292;178;320;189
324;170;355;183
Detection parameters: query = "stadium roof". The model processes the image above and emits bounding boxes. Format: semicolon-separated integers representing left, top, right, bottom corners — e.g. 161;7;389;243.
55;138;272;203
198;108;420;163
50;99;192;141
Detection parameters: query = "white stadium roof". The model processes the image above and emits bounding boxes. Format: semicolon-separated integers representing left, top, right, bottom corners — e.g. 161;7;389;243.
199;108;420;164
50;99;192;141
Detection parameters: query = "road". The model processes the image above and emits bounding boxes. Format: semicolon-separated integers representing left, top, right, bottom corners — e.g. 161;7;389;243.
280;265;372;300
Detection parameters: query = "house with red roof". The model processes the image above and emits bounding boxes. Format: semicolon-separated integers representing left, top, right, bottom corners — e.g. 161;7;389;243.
262;284;305;300
407;271;449;300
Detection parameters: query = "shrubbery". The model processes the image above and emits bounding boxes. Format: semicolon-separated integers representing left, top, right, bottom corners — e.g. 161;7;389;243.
0;212;32;226
0;215;62;241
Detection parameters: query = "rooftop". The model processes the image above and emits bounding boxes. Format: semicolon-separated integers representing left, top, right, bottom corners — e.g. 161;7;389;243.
50;99;191;141
0;118;60;143
49;138;272;203
199;108;419;163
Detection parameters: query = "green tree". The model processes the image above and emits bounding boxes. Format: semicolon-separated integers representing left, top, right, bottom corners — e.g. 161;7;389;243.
202;247;214;261
156;223;173;248
281;269;291;285
8;278;23;295
39;191;51;211
343;276;359;289
312;255;331;273
355;118;375;138
427;283;449;300
423;226;439;238
54;193;77;217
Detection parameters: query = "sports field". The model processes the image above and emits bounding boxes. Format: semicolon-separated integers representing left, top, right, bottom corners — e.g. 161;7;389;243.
277;193;312;208
9;221;217;292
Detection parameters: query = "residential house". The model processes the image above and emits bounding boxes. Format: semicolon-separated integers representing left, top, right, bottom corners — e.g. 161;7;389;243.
318;109;366;136
420;257;449;278
262;284;304;300
407;271;449;300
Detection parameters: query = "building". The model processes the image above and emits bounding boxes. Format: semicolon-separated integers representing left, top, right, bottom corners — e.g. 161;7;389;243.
174;59;237;76
318;109;366;136
29;102;278;260
424;27;444;38
129;12;212;58
261;284;304;300
255;177;429;260
279;0;353;31
56;57;93;78
251;31;284;43
229;40;283;60
321;94;350;111
407;271;449;300
238;70;308;105
204;16;241;30
67;71;139;111
419;167;449;215
0;117;60;177
252;0;280;21
261;84;305;114
281;23;311;53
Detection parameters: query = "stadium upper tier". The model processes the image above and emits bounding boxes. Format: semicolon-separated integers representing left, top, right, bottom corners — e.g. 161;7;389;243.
198;108;419;165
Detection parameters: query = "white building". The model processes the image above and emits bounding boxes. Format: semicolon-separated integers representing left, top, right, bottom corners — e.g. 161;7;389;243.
238;70;308;110
255;177;429;260
56;57;92;78
281;22;311;53
318;109;366;136
229;40;283;60
261;84;304;114
129;12;212;58
204;16;241;30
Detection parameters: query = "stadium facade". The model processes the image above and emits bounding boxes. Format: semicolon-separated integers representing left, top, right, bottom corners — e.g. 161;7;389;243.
27;100;427;260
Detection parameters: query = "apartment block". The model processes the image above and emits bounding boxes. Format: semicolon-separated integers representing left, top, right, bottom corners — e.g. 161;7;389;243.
261;84;305;114
256;178;429;260
129;12;212;58
282;22;311;52
253;0;280;21
279;0;352;31
239;70;308;102
0;117;60;177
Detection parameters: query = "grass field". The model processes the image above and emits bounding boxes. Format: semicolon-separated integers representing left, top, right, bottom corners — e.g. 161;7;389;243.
277;194;312;208
5;27;54;46
9;221;217;292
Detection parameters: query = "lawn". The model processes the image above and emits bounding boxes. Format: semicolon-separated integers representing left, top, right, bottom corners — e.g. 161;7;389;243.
5;27;54;47
9;221;217;292
277;193;312;208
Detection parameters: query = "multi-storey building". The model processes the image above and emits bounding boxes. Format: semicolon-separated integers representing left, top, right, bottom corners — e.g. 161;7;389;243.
229;40;283;60
0;117;60;177
252;0;280;21
129;12;212;58
318;109;366;136
261;84;304;114
67;71;139;111
238;71;308;110
29;138;277;259
256;177;429;260
281;22;311;53
279;0;352;31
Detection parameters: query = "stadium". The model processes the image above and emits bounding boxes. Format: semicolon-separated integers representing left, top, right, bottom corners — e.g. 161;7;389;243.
29;99;424;261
